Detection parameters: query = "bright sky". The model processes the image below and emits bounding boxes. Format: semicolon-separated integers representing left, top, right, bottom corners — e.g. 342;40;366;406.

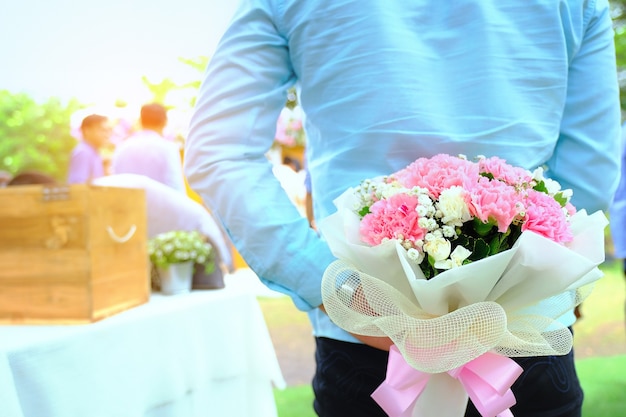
0;0;239;107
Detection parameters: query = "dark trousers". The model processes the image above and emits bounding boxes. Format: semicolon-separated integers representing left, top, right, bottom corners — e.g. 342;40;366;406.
312;337;583;417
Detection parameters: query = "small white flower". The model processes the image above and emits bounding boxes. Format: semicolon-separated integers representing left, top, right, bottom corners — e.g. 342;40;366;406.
434;245;472;270
380;182;407;199
442;225;456;238
423;236;451;261
407;248;425;264
543;178;562;195
402;240;413;250
418;217;437;231
416;205;430;217
532;166;545;182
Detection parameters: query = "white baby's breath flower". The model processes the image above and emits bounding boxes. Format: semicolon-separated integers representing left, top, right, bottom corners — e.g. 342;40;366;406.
543;178;562;195
379;182;407;199
442;225;456;238
416;205;429;217
532;166;545;182
407;248;425;264
417;194;434;207
561;189;573;199
418;217;438;231
423;235;451;261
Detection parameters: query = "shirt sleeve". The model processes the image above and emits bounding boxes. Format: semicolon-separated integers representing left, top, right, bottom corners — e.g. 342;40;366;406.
546;0;621;213
609;128;626;258
184;0;336;310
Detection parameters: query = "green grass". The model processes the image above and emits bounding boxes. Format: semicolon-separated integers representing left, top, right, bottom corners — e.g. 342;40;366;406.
270;261;626;417
274;385;315;417
578;355;626;417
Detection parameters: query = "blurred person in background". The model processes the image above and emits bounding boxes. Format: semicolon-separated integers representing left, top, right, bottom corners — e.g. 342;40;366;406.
67;114;110;184
112;103;186;193
0;170;12;187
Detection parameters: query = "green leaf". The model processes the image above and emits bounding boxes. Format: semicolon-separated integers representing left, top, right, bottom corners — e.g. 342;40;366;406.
358;206;371;218
553;192;568;207
489;236;501;254
473;218;494;236
533;180;549;194
470;238;491;260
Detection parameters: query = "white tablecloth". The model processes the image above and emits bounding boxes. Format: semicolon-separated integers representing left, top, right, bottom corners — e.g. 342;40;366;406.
0;285;286;417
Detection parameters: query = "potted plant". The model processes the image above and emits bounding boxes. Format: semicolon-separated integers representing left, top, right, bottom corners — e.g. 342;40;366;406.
148;230;215;294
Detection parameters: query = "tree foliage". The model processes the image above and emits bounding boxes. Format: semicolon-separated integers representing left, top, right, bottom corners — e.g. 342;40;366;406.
0;90;83;181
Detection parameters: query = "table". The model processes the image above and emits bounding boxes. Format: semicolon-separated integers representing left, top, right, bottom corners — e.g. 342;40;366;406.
0;285;286;417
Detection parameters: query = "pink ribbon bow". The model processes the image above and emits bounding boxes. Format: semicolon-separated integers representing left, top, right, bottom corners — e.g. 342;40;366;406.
371;346;523;417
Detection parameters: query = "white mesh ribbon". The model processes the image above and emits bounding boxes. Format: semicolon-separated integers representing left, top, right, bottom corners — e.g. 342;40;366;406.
320;193;608;416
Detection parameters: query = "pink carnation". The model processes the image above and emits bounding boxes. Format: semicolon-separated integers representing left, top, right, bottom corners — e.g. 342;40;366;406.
467;177;522;233
522;190;573;243
359;193;427;246
478;156;533;186
394;154;479;198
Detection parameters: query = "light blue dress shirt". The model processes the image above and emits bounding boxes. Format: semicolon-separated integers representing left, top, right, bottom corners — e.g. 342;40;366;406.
609;124;626;258
185;0;621;343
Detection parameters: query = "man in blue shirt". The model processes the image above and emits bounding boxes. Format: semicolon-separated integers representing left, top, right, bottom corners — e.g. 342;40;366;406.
185;1;621;416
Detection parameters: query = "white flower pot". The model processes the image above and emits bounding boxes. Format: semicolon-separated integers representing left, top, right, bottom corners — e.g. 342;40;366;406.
158;261;194;295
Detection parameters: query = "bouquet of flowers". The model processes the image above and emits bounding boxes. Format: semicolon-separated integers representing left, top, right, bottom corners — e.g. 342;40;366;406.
148;230;215;273
319;154;608;417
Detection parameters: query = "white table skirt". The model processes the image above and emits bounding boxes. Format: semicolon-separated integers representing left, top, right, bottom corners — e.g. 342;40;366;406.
0;285;286;417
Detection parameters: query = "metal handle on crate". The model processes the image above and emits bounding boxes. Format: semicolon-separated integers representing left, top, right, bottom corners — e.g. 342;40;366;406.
106;225;137;243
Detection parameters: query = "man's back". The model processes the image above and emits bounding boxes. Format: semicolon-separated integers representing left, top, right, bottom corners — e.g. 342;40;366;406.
188;0;620;217
112;130;186;193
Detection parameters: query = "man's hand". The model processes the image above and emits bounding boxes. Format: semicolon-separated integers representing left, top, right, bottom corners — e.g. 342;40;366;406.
318;304;393;351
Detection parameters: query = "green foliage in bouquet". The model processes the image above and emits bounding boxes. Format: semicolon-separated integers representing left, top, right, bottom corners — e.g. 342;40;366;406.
148;230;215;273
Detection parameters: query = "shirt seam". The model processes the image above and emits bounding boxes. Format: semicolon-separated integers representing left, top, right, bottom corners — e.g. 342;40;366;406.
582;0;599;29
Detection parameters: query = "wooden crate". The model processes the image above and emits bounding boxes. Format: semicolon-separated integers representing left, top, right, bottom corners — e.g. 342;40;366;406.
0;184;150;324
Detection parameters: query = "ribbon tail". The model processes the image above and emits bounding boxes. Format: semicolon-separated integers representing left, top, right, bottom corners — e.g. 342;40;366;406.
371;382;417;417
371;346;429;417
